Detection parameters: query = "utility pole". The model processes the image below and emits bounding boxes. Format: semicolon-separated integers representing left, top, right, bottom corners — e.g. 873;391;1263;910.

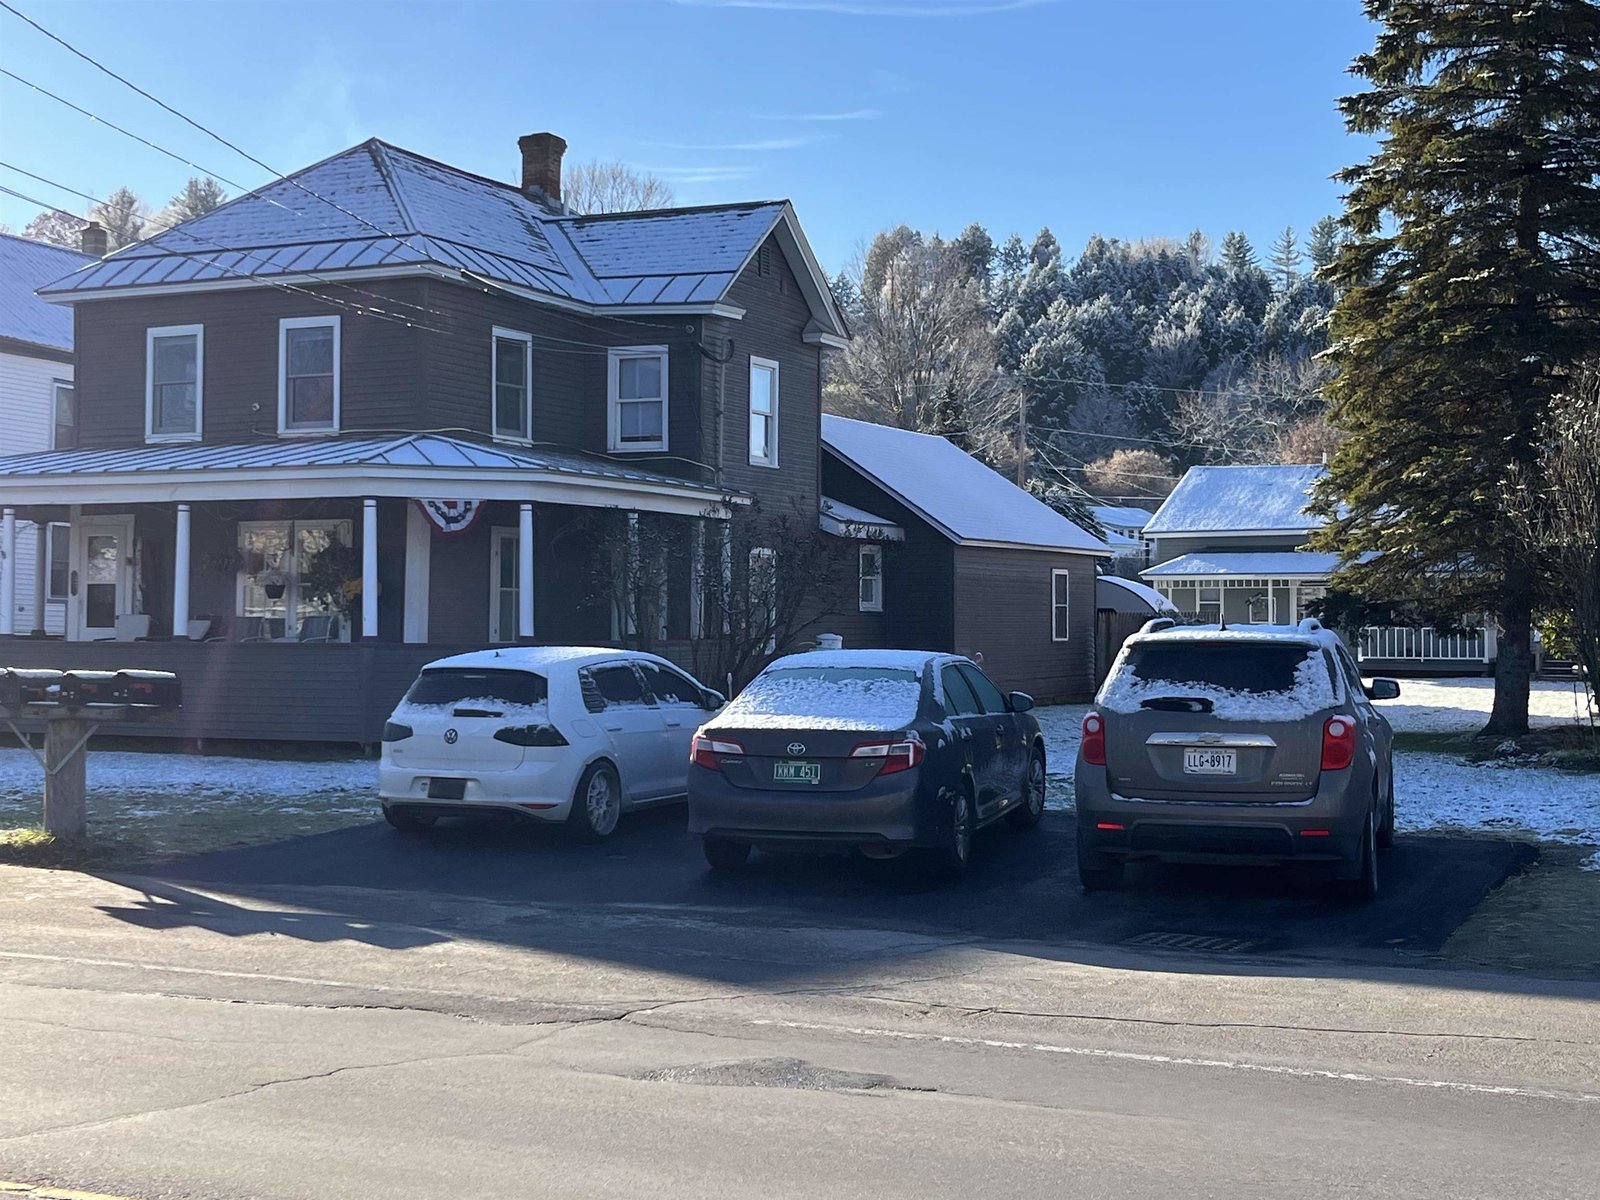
1015;391;1027;487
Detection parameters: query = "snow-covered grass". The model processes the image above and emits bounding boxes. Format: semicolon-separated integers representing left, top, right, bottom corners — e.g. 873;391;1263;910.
1378;676;1595;733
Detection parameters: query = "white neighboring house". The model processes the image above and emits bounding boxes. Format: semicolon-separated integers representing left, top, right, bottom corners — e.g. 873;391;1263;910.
1139;464;1496;672
1090;504;1155;569
0;233;94;637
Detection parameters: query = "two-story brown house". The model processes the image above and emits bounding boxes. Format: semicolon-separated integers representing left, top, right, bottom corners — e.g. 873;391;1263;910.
0;132;1107;743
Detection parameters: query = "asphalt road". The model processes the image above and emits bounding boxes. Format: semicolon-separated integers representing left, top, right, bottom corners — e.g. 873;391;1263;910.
160;808;1529;971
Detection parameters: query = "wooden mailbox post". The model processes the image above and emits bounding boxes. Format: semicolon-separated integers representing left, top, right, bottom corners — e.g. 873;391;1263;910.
1;668;182;839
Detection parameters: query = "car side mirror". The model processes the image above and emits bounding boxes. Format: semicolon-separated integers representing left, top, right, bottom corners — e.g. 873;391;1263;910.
1365;678;1401;701
701;689;726;710
1008;690;1035;713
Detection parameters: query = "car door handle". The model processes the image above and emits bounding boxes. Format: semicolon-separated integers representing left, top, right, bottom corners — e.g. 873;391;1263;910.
602;722;624;732
663;718;683;728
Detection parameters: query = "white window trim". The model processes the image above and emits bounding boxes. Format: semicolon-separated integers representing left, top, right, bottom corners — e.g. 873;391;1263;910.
51;380;74;450
748;355;780;468
489;525;520;643
277;315;341;436
145;323;203;443
858;543;883;613
607;345;669;453
1051;568;1071;642
491;326;534;444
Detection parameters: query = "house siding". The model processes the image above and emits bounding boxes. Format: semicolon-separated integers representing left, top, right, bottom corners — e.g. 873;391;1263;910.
952;545;1099;703
0;348;71;634
1150;532;1311;562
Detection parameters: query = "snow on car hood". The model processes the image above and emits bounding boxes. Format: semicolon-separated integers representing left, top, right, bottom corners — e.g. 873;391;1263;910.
707;670;922;732
1097;652;1336;722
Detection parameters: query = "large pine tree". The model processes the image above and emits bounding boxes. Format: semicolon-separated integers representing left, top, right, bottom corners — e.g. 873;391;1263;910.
1317;0;1600;735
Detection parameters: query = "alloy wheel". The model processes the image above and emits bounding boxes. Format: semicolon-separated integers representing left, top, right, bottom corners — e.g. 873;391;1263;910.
586;770;620;838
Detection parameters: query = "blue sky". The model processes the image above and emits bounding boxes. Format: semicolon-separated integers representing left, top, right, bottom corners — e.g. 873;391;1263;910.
0;0;1376;271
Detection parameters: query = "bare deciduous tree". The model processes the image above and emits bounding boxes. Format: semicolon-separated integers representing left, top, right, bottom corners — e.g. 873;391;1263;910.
1081;448;1178;503
561;160;676;215
1170;352;1336;464
22;207;87;249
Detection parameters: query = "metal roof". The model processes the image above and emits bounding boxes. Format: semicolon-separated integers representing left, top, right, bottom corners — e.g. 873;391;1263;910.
1141;551;1343;579
1143;465;1327;535
0;233;93;351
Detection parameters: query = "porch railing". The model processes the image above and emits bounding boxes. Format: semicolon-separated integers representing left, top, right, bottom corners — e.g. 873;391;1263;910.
1357;625;1489;663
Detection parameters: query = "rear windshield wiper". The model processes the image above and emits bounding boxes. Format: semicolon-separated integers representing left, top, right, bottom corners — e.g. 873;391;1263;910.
1138;696;1215;713
452;707;504;718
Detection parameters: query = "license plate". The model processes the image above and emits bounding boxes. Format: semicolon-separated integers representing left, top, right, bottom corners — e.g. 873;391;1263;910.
773;760;821;785
1183;749;1237;775
427;778;466;800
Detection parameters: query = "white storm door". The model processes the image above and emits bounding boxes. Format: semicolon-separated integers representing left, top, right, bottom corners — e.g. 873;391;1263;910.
71;515;135;640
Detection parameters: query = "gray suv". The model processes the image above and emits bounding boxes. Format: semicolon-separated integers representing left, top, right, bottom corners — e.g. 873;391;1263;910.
1075;619;1399;900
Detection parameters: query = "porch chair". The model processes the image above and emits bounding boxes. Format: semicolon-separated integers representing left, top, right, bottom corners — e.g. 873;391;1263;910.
94;613;153;642
296;614;342;644
207;615;271;643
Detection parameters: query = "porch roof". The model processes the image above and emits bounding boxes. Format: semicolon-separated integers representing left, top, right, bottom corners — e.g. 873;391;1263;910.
1142;551;1341;580
0;433;741;516
819;495;904;541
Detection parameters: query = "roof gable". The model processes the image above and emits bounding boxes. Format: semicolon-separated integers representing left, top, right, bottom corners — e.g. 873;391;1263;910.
821;415;1109;554
0;233;92;352
1143;464;1326;535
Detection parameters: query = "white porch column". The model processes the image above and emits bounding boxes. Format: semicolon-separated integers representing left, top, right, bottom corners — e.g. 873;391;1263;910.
362;498;379;640
517;503;535;640
0;507;16;637
172;503;192;638
403;503;431;644
31;521;48;636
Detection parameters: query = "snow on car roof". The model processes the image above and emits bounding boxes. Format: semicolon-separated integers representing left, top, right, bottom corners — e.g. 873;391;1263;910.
765;649;942;672
1127;621;1347;654
421;646;650;673
1142;465;1326;535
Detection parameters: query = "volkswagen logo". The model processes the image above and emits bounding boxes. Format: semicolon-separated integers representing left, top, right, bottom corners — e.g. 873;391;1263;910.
444;729;459;745
787;741;807;756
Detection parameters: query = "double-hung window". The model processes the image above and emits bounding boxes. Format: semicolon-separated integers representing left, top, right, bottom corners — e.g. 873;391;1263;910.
608;346;668;452
279;316;340;434
858;544;883;612
1051;569;1071;641
46;522;69;602
748;356;779;467
51;381;75;449
492;327;533;442
146;324;202;441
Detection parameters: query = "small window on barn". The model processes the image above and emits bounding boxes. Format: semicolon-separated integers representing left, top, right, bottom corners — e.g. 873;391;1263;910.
1051;569;1071;642
858;544;883;613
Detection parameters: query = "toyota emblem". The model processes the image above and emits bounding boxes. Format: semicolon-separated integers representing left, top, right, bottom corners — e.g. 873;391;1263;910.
444;728;459;745
787;741;807;756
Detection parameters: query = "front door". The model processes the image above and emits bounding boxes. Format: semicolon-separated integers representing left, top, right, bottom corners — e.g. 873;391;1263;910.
71;515;135;640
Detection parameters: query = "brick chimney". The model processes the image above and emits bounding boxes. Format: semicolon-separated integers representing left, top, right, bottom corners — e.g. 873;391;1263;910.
80;220;108;257
518;132;566;206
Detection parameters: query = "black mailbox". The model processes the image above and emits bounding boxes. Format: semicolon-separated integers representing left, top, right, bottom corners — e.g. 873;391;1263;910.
0;669;65;708
61;670;123;707
113;670;182;709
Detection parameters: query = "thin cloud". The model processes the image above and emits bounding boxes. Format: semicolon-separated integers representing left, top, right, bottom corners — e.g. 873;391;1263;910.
675;0;1049;14
658;136;821;151
760;108;883;122
640;165;759;185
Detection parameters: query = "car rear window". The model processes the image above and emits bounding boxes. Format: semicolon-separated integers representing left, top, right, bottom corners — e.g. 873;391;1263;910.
1099;640;1337;721
403;668;548;709
714;666;923;731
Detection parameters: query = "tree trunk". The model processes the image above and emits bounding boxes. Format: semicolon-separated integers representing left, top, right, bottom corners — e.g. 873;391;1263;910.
1485;584;1533;737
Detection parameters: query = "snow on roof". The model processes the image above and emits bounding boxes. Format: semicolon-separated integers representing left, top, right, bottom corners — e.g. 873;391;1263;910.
36;140;840;334
820;495;904;540
1142;551;1342;579
0;233;92;352
1143;465;1326;535
821;415;1111;554
1127;621;1347;654
1096;574;1178;615
421;646;659;673
1090;504;1154;531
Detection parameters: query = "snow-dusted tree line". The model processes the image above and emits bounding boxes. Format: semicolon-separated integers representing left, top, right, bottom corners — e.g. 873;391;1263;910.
826;218;1344;504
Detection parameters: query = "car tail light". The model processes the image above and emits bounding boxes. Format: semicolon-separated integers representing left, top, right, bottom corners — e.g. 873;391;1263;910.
850;734;925;776
1321;716;1356;771
381;721;413;743
692;734;744;770
493;724;569;747
1081;713;1106;766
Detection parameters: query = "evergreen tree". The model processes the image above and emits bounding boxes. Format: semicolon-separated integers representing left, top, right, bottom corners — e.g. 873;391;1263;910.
1269;226;1301;291
952;222;995;293
89;186;147;250
1219;230;1257;272
148;176;227;233
1305;216;1341;273
1316;0;1600;735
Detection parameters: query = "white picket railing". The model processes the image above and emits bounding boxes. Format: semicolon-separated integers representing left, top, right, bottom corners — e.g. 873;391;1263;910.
1358;625;1489;663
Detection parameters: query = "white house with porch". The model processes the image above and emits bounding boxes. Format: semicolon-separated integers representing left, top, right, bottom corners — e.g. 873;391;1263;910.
1140;464;1496;672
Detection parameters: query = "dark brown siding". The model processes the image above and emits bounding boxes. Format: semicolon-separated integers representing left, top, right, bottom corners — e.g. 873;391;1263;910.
952;546;1099;703
71;281;429;447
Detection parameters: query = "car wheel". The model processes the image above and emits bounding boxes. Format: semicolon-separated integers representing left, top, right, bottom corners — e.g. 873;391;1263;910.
568;761;622;842
1076;834;1123;893
925;787;974;881
1376;769;1396;849
1007;750;1047;830
383;806;436;834
1337;807;1380;902
703;836;752;873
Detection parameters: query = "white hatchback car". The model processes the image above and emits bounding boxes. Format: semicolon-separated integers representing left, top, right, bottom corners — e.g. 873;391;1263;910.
378;647;725;841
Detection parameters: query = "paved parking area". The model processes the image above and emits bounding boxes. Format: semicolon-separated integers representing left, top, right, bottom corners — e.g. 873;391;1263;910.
160;809;1529;967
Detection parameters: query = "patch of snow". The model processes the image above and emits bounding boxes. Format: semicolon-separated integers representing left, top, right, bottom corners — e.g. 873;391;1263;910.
1143;464;1325;535
1581;851;1600;873
1377;676;1594;733
0;749;372;804
709;667;922;732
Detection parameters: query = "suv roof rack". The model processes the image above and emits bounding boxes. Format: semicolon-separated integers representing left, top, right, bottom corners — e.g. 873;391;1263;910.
1139;617;1178;634
1297;617;1324;634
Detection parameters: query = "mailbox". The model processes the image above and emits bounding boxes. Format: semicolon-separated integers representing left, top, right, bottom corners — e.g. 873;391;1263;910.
113;670;182;710
0;669;65;708
61;670;122;707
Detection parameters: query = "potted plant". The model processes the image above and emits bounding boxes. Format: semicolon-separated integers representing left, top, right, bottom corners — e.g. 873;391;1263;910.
299;542;363;617
259;566;288;600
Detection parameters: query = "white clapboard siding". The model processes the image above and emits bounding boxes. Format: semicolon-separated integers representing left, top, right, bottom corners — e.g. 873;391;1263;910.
0;348;71;634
